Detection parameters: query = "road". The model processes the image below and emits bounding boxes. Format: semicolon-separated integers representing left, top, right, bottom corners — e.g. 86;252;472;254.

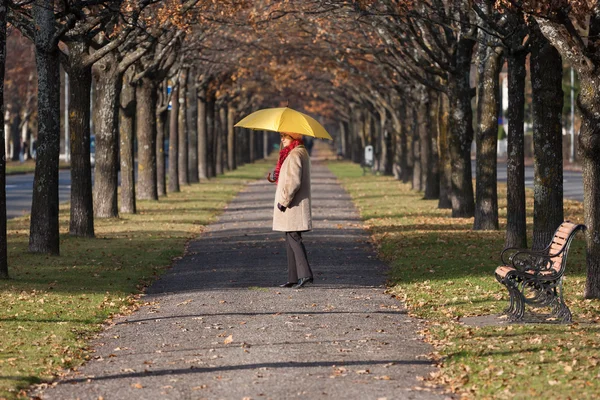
5;170;71;220
482;160;584;202
4;161;584;221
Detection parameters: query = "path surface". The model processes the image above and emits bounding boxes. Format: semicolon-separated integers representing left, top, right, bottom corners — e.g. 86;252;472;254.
35;156;446;400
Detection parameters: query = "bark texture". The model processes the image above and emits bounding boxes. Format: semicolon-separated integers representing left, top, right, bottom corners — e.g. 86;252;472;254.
156;88;168;197
92;51;121;218
136;76;159;200
473;32;502;231
197;88;208;180
67;61;94;237
424;89;440;200
178;70;188;186
119;70;136;214
412;103;422;191
205;93;215;177
399;103;411;183
215;106;224;175
505;49;528;248
530;23;564;250
187;73;199;183
30;0;61;254
447;36;476;218
227;106;236;171
168;84;180;193
437;94;452;209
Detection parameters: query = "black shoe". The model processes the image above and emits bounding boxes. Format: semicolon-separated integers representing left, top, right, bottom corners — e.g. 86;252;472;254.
279;282;295;288
292;277;313;289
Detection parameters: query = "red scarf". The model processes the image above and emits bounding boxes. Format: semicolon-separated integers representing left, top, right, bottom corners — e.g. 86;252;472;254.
272;139;303;183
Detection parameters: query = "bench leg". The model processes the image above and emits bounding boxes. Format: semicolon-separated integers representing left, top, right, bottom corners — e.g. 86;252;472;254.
551;283;572;323
504;278;525;321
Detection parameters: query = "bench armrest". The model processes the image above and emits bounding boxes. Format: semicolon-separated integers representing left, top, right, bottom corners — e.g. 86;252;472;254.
500;247;545;265
510;250;557;274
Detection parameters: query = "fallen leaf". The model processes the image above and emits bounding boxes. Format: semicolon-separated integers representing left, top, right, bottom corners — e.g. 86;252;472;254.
131;383;143;389
224;335;233;344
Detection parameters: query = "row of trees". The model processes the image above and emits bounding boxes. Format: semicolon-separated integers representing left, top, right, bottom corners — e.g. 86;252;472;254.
314;1;600;298
0;1;599;298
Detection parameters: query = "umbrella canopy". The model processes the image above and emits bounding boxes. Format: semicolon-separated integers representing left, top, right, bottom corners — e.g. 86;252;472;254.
234;107;333;140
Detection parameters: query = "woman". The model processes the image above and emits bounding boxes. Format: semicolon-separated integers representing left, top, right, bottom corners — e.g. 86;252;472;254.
271;131;313;289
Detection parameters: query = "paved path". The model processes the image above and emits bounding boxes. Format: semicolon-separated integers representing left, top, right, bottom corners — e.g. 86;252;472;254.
35;158;446;400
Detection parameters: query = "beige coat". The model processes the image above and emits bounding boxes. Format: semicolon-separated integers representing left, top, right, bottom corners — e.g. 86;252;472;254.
272;146;312;232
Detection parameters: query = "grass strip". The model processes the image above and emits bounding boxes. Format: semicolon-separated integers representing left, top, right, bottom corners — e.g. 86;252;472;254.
327;160;600;399
0;159;272;399
4;160;70;176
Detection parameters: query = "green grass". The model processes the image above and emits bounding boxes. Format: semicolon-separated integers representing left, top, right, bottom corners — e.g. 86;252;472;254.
4;160;70;175
0;160;272;399
328;160;600;399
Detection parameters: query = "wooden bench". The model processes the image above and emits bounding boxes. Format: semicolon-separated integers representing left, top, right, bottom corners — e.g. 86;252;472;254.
495;221;586;323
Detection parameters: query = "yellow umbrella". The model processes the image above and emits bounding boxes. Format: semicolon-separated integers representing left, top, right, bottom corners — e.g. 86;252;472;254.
234;107;333;140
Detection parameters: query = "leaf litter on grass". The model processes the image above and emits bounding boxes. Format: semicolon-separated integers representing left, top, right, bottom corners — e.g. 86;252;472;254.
327;160;600;399
0;160;273;399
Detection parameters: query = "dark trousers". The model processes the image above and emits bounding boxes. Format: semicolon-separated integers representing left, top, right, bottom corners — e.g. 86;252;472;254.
285;231;313;282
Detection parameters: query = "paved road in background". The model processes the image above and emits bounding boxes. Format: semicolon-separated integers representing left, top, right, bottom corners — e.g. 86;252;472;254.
478;161;584;202
5;161;584;221
5;170;71;219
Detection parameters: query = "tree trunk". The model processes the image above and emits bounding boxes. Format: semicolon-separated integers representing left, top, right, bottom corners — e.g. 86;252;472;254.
0;0;8;278
438;93;452;209
412;103;422;191
136;76;158;200
227;105;236;171
505;50;528;248
156;95;167;197
119;69;136;214
398;102;411;183
168;84;179;193
206;93;216;177
424;88;440;200
249;129;255;162
474;34;502;231
30;0;61;254
262;130;268;159
535;9;600;298
417;88;434;198
351;107;363;164
10;114;20;161
215;106;224;175
92;52;121;218
376;108;386;173
66;57;94;237
447;37;476;218
578;70;600;298
530;23;564;250
197;87;208;179
187;74;199;183
178;69;188;186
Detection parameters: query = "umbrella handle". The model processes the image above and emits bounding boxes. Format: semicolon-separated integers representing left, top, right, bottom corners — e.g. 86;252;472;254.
267;172;276;183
